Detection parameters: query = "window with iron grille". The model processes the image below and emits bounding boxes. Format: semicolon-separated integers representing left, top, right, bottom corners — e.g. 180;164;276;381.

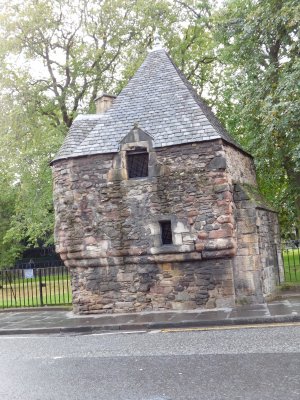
160;221;173;245
127;150;149;178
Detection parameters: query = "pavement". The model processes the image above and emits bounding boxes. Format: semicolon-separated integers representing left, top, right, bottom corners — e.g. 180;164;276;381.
0;293;300;335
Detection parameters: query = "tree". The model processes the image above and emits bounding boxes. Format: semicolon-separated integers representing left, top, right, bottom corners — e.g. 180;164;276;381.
213;0;300;235
0;0;298;268
0;0;215;265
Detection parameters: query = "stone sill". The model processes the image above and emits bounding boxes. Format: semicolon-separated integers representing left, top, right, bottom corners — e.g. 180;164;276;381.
121;176;157;186
149;244;195;255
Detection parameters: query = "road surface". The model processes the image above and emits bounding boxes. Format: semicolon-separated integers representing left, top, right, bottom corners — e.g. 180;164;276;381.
0;325;299;399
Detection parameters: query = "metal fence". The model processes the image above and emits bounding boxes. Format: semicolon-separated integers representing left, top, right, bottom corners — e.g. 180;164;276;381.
0;265;72;309
15;260;63;269
282;240;300;282
1;241;299;309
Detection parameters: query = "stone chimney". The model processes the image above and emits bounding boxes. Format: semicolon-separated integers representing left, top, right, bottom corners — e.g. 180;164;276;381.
94;93;116;114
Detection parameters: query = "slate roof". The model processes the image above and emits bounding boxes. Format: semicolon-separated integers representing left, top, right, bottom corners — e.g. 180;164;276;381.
53;49;245;162
55;114;102;160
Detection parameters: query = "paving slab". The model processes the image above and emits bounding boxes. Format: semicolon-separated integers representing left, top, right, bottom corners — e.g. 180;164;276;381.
0;298;300;335
267;301;294;316
229;310;270;319
289;297;300;304
133;313;178;324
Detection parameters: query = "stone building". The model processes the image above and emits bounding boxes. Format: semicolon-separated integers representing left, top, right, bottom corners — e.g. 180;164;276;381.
51;49;283;314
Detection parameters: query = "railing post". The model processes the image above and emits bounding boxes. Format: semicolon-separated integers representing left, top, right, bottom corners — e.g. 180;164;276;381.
274;244;280;285
38;269;43;306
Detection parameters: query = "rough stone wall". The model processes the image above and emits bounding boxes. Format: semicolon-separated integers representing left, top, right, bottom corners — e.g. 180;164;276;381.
222;143;279;303
52;140;237;313
70;259;234;314
256;208;283;295
52;139;281;313
224;143;257;186
233;184;283;303
233;185;263;303
224;144;261;302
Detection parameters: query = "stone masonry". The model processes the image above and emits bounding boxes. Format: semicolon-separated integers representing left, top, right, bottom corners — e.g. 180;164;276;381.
52;49;283;314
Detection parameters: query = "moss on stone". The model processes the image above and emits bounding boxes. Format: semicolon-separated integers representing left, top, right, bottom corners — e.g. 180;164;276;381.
238;183;276;212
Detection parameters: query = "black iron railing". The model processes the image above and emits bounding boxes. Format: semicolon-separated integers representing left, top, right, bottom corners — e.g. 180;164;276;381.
282;240;300;282
0;265;71;309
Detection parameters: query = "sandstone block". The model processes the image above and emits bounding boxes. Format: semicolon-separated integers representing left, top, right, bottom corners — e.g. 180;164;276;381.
182;234;196;243
217;215;234;224
171;223;189;237
202;248;236;259
208;228;233;239
103;303;114;309
85;236;98;245
197;231;208;240
214;184;230;193
195;242;205;252
117;272;134;282
208;156;227;170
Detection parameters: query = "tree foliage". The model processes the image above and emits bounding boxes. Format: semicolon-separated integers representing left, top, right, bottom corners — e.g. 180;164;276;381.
213;0;300;236
0;0;214;265
0;0;298;266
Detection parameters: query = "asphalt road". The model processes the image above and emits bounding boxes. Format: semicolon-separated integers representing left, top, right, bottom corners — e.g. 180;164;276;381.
0;325;299;400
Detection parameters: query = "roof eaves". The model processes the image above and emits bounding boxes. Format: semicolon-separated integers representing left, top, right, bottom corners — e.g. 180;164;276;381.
51;114;103;164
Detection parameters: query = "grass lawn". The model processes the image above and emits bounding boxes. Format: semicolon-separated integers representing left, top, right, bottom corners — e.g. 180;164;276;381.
282;248;300;282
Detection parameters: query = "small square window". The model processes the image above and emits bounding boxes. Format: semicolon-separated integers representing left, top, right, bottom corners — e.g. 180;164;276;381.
127;151;148;178
160;221;173;245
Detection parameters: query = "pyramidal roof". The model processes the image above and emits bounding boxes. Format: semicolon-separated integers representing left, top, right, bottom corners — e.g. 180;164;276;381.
53;49;244;162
